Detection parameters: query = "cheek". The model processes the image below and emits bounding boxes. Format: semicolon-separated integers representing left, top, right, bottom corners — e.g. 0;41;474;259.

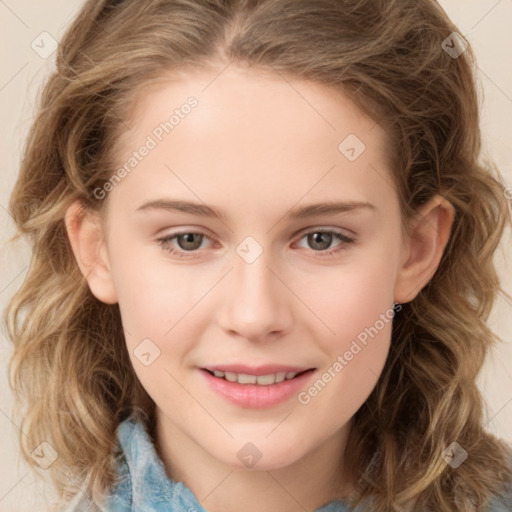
295;243;398;414
109;252;209;399
311;246;398;350
299;265;395;419
109;243;202;332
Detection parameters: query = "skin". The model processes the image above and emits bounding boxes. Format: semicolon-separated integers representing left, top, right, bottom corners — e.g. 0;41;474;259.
66;64;454;512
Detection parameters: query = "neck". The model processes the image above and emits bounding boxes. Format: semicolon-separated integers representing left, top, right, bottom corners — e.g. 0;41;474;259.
155;410;354;512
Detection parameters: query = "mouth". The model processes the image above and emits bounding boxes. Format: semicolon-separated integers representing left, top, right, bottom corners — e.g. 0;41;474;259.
199;365;317;408
201;368;315;386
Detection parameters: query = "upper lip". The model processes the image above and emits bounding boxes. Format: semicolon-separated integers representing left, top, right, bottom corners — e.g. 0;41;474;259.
201;364;315;375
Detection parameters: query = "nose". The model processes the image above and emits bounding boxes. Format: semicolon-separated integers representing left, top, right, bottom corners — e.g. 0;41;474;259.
216;246;294;344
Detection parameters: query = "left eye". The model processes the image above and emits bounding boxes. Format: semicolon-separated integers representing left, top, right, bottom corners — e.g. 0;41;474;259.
295;230;354;253
157;229;354;258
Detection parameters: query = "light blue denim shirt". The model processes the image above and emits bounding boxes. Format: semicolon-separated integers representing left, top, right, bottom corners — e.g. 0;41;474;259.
63;417;512;512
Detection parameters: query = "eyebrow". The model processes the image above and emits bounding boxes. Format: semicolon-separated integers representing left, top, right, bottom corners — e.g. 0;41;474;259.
136;199;375;221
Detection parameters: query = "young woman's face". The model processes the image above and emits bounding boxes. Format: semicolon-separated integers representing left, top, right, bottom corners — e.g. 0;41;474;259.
101;65;407;471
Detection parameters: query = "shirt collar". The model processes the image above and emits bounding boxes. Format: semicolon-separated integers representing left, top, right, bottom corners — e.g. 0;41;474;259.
107;417;209;511
108;416;351;512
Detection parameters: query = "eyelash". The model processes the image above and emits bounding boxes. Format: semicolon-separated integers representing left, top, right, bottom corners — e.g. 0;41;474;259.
156;229;355;259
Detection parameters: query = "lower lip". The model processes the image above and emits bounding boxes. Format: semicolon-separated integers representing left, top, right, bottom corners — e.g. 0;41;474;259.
200;369;315;409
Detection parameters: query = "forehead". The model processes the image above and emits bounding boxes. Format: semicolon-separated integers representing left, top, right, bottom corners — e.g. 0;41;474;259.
108;65;397;218
119;64;388;148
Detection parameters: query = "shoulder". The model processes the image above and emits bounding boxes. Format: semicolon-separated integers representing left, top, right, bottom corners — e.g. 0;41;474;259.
57;419;141;512
486;487;512;511
484;444;512;511
485;478;512;510
60;416;206;512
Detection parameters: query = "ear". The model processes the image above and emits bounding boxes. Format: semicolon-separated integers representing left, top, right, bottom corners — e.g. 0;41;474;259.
64;200;118;304
394;194;455;304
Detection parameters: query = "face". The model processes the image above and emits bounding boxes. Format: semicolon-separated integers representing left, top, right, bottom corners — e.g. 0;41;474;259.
92;65;409;471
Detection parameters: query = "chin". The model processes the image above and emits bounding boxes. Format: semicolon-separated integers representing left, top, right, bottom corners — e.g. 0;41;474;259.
212;440;305;472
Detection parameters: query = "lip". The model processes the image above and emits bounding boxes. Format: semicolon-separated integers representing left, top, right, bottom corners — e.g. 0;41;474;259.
200;367;316;409
201;364;313;376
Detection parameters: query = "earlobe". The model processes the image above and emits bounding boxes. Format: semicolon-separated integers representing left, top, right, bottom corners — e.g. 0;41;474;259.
64;200;118;304
394;195;455;304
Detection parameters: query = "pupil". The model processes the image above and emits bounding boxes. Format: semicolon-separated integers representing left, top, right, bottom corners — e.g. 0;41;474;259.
309;232;332;250
178;233;202;250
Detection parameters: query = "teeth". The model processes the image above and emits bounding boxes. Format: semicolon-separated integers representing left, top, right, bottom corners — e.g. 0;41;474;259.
275;372;286;383
209;370;300;385
239;373;257;384
256;374;275;385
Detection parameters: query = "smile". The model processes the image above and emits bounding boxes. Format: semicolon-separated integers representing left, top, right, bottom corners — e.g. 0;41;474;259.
204;369;309;385
200;367;316;408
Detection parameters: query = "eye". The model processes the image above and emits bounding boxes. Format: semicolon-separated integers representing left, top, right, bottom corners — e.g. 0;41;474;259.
295;229;355;257
157;231;213;258
156;228;355;259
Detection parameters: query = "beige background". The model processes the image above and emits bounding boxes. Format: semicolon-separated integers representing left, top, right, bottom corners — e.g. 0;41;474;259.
1;1;511;510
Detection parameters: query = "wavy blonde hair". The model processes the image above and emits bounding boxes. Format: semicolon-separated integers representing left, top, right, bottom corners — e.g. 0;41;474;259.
6;0;512;510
